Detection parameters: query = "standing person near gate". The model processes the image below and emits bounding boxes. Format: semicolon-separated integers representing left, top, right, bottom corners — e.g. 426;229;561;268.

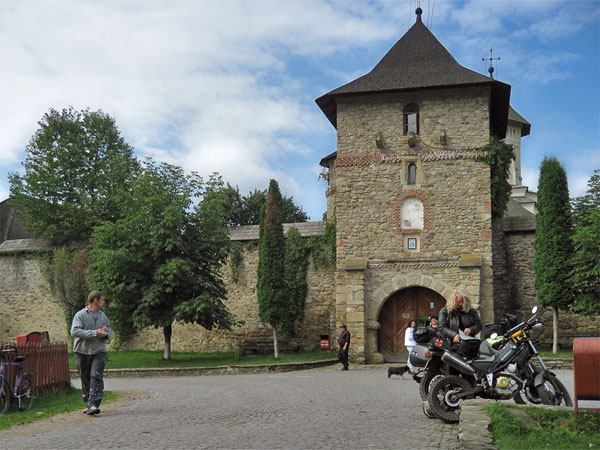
404;319;417;374
337;324;351;371
71;290;111;415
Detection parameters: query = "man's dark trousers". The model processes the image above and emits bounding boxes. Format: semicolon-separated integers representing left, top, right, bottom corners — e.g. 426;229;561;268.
74;352;107;408
340;349;349;370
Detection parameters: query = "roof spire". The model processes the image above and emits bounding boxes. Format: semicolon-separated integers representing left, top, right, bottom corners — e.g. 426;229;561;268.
416;7;423;23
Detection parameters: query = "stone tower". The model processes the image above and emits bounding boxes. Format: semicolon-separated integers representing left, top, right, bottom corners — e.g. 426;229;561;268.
316;9;512;362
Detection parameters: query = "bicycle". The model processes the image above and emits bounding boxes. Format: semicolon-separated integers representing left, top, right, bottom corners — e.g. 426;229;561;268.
0;345;35;414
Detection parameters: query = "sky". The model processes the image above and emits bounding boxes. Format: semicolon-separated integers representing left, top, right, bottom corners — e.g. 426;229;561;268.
1;0;598;221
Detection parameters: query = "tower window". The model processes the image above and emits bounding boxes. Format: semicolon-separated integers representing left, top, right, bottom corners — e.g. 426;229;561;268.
403;103;419;135
408;163;417;185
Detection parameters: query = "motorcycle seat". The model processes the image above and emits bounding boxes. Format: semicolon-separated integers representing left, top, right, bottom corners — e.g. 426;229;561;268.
479;339;498;356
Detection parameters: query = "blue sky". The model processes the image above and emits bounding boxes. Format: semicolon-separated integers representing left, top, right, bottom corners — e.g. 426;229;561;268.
1;0;598;221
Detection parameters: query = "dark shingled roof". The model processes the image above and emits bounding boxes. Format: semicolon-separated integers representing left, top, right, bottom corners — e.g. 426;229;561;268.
229;221;326;241
315;10;511;138
508;106;531;137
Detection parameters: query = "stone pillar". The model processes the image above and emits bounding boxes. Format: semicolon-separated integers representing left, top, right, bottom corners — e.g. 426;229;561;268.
336;258;367;363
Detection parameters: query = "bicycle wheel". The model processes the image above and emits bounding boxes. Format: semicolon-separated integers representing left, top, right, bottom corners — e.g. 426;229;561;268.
17;374;35;411
0;380;10;414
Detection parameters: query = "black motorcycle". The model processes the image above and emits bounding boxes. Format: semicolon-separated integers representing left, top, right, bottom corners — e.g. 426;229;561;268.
427;306;572;423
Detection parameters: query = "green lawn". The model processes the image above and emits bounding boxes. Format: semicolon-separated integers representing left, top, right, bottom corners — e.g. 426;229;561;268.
69;348;337;370
538;348;574;359
487;403;600;450
0;387;121;429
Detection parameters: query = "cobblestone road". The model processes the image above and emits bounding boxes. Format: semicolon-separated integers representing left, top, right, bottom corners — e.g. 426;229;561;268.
0;365;460;450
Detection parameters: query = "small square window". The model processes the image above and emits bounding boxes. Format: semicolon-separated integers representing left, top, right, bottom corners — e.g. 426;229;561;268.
404;235;420;252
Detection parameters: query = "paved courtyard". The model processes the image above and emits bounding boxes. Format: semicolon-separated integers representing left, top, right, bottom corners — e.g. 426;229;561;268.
0;366;577;450
1;365;462;450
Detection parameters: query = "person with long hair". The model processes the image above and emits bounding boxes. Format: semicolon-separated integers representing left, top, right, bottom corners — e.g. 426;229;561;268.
438;287;482;345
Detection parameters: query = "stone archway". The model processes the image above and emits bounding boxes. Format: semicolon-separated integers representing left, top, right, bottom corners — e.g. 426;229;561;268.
377;286;446;362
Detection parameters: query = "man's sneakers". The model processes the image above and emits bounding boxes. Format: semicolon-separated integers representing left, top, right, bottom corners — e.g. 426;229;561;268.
86;406;101;415
82;407;89;414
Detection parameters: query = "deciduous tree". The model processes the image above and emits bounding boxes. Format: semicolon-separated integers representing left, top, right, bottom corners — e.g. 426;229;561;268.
570;170;600;316
89;160;234;358
9;107;139;244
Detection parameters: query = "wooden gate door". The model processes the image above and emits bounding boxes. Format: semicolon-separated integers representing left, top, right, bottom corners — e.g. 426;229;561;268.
377;287;446;362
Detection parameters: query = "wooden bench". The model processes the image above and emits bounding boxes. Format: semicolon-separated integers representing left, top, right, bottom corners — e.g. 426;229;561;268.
240;338;300;356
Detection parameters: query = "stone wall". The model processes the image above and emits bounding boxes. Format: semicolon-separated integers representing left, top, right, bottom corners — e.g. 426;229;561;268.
0;253;69;343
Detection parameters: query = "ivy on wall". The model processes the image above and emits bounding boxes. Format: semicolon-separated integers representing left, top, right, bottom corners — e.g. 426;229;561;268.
43;247;90;338
475;136;515;217
307;219;336;270
228;241;242;283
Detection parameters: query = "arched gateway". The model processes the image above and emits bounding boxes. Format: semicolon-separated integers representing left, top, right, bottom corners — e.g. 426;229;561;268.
377;287;445;362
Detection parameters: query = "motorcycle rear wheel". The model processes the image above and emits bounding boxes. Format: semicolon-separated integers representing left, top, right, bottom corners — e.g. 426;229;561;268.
428;375;472;424
538;373;573;407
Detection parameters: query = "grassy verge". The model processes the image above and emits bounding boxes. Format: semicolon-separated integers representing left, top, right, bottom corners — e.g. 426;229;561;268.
538;347;573;359
69;348;337;370
486;403;600;450
0;387;121;430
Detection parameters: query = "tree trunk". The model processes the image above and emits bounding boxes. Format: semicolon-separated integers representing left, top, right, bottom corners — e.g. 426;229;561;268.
163;324;172;360
273;326;280;359
552;306;559;354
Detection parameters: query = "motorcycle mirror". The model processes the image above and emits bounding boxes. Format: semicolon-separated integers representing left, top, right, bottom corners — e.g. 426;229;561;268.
531;306;538;315
490;333;498;340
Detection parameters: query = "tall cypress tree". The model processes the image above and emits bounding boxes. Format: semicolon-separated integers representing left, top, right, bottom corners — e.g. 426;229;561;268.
534;157;573;353
257;180;288;358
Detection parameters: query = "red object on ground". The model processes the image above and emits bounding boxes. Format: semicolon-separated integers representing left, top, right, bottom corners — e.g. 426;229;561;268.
320;335;331;352
573;337;600;412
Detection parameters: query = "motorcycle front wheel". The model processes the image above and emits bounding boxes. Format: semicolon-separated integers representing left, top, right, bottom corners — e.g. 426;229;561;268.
428;375;472;424
419;370;442;401
538;373;573;407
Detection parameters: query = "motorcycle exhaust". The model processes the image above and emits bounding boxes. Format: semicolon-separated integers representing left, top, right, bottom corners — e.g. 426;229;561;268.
441;351;476;376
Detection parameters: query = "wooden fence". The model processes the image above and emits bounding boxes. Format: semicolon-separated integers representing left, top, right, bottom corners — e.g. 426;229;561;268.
1;342;70;396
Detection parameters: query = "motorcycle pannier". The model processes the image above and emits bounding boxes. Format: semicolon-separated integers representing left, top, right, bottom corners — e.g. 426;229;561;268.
409;344;430;367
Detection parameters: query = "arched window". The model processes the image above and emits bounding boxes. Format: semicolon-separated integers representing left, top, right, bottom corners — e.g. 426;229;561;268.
403;103;419;135
408;163;417;185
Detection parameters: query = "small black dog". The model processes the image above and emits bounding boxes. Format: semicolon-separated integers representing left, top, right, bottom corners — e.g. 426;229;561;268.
387;365;410;378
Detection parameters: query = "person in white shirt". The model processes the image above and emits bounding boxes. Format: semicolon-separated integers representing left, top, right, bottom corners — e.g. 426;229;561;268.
404;319;417;374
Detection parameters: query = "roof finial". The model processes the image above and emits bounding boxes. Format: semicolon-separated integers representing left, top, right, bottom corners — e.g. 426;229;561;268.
416;7;423;23
482;47;500;79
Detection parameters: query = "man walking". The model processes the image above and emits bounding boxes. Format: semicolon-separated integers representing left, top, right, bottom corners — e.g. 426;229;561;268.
338;324;350;371
71;290;111;415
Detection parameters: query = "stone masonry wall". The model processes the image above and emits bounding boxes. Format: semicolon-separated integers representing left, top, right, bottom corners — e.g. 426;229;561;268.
502;229;600;349
330;87;495;358
0;253;69;343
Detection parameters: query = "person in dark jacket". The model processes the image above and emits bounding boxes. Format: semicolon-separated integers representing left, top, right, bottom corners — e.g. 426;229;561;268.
337;325;350;371
438;287;481;346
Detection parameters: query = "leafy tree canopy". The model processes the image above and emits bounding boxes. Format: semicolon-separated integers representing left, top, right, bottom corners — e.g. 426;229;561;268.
89;160;235;355
9;107;139;244
204;176;309;226
570;170;600;316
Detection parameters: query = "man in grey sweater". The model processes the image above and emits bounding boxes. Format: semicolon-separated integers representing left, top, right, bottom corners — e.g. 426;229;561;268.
71;290;112;415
